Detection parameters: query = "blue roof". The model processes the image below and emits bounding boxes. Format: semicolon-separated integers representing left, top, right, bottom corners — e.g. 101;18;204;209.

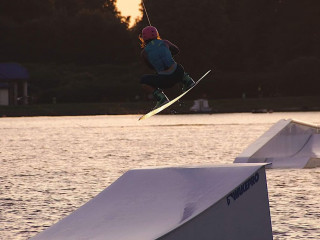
0;82;9;88
0;63;29;80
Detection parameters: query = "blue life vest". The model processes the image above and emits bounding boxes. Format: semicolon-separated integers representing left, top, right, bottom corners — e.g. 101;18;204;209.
144;39;175;73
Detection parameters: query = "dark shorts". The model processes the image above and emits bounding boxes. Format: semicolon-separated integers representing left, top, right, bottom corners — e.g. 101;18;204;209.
140;64;185;89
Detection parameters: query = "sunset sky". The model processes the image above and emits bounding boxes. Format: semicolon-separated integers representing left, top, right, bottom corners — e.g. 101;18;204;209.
116;0;142;26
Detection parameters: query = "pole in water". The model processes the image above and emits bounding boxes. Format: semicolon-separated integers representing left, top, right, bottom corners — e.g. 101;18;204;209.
142;0;152;26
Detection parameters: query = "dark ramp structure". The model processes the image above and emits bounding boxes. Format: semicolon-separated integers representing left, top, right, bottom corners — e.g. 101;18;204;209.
31;164;272;240
235;119;320;168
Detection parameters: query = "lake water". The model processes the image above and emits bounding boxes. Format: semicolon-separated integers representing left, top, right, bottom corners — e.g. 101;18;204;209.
1;112;319;240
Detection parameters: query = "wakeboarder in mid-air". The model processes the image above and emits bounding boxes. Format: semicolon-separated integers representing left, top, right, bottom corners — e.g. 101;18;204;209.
139;26;196;110
138;1;211;120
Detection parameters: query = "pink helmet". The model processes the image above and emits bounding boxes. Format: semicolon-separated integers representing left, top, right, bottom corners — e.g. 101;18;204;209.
141;26;159;41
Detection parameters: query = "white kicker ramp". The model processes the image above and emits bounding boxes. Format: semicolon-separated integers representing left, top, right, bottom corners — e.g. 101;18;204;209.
235;119;320;168
31;164;272;240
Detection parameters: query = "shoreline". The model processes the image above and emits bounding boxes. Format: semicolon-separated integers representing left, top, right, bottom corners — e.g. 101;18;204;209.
1;96;320;117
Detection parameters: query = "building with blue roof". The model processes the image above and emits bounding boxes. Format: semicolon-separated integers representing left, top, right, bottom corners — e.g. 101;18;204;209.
0;63;29;105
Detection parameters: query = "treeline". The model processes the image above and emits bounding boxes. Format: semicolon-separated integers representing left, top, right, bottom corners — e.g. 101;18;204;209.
0;0;135;64
1;0;320;103
135;0;320;98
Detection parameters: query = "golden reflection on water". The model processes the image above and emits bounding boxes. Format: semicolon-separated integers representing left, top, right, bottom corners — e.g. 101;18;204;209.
0;113;320;239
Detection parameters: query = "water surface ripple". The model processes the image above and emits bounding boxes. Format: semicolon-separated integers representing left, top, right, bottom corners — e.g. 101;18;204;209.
0;113;319;239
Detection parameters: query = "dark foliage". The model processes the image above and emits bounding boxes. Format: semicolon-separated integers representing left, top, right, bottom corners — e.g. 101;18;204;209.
1;0;319;103
0;0;135;64
134;0;320;97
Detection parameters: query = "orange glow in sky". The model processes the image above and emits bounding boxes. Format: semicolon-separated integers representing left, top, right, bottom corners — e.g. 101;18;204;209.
117;0;142;26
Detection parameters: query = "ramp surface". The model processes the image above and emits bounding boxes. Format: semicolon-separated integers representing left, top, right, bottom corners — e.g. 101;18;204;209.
235;119;320;168
31;164;272;240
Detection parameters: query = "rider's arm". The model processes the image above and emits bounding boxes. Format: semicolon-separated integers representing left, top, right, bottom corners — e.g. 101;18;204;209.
163;40;180;56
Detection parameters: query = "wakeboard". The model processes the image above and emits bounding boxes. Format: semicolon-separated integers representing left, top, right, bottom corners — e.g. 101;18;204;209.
139;69;212;120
